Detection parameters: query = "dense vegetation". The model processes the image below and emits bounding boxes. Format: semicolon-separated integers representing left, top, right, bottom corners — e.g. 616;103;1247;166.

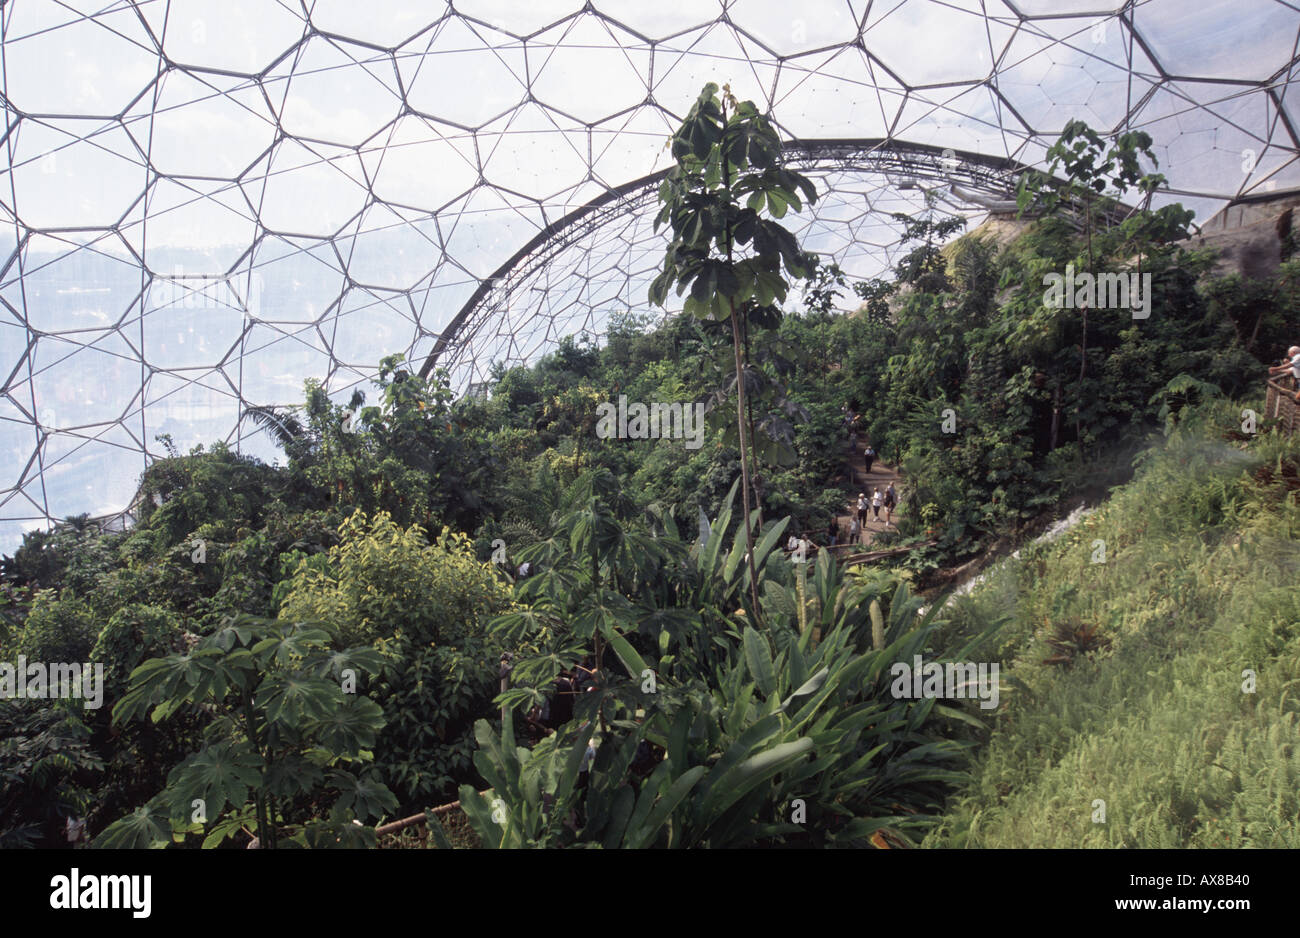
929;401;1300;847
1;99;1295;848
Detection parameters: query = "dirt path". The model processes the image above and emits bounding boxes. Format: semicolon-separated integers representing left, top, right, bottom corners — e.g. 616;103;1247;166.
832;437;900;549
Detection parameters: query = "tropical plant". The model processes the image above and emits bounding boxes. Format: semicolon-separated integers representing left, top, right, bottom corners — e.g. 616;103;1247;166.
0;700;103;848
462;564;990;848
277;510;515;805
96;614;393;848
650;81;818;619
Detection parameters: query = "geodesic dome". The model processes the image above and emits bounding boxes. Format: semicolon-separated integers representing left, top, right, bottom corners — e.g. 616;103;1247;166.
3;0;1299;549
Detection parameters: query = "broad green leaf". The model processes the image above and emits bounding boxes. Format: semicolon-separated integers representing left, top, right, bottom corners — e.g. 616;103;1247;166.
605;629;648;683
742;627;776;699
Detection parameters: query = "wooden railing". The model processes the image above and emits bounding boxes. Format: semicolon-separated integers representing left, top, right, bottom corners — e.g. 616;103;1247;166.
1265;378;1299;435
374;798;480;849
787;538;938;567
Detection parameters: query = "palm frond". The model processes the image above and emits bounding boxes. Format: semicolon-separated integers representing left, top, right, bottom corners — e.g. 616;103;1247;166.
243;405;306;450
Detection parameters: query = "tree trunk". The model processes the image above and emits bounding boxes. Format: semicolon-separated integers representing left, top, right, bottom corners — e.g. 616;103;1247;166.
1247;287;1266;352
1078;193;1092;443
717;101;762;623
1076;303;1088;443
741;318;763;529
1050;374;1061;451
729;303;763;621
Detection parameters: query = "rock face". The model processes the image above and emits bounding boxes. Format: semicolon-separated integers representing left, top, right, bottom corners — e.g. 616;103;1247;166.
856;191;1300;321
947;213;1036;254
1187;193;1300;279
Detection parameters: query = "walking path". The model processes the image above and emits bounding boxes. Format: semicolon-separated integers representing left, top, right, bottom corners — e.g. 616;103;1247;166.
832;437;900;550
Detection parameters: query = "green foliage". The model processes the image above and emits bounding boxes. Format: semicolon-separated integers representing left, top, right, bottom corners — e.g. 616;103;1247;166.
0;700;103;848
0;516;118;596
473;472;990;848
464;574;985;847
1017;118;1168;215
12;589;99;664
278;511;514;805
90;604;185;697
292;358;497;533
928;405;1300;847
97;614;393;848
648;82;816;319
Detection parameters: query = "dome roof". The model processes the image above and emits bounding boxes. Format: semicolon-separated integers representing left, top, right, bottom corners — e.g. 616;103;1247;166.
2;0;1298;545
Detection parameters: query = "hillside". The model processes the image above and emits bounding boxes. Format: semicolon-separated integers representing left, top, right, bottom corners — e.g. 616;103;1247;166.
927;400;1300;847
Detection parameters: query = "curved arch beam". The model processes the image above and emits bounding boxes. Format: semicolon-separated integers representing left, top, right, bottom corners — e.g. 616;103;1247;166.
418;138;1060;379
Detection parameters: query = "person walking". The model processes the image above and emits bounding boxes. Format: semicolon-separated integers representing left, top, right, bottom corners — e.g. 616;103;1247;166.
856;492;868;529
883;483;897;526
827;517;839;547
849;515;861;545
871;487;883;521
863;443;875;474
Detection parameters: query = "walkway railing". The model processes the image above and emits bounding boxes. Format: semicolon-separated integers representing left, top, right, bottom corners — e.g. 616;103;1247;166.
789;538;938;567
1265;378;1299;435
375;798;478;848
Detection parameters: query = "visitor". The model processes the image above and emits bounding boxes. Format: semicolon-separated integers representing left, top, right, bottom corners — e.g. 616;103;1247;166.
849;515;861;545
827;517;839;547
1268;345;1300;402
871;487;883;520
575;722;597;792
863;443;875;473
883;483;897;526
856;492;868;529
848;427;858;453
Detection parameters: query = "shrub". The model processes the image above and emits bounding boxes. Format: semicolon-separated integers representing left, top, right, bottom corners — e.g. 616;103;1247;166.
90;604;185;696
277;511;514;806
11;590;98;664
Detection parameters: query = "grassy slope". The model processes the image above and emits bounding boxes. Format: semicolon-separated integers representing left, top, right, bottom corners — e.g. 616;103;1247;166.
926;399;1300;848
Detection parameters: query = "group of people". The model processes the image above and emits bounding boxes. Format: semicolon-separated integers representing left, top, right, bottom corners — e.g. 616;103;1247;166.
850;483;895;538
826;483;899;547
859;485;896;524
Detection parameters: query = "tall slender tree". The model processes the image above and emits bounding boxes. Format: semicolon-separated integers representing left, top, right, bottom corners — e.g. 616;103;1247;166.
650;83;816;618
